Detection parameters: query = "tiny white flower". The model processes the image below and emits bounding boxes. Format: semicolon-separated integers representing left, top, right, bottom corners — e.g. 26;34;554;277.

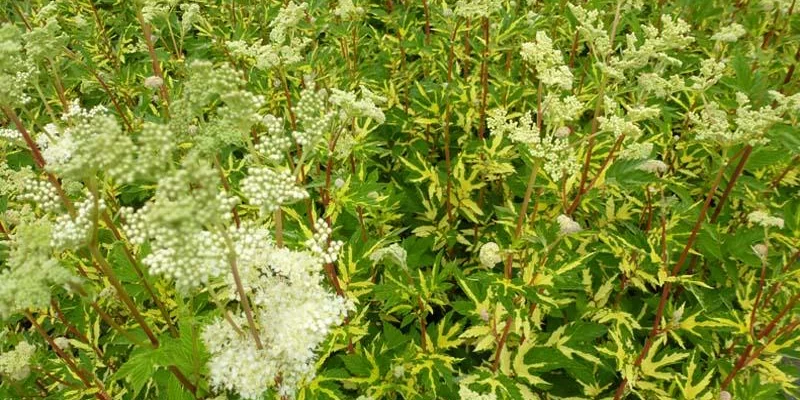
557;214;582;235
143;75;164;89
638;159;668;174
479;242;502;268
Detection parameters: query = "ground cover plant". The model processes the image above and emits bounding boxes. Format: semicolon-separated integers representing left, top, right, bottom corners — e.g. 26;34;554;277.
1;0;799;399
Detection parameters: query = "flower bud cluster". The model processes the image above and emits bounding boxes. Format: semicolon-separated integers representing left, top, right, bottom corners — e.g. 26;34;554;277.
0;341;35;381
144;75;164;89
329;87;386;124
144;229;227;291
488;108;579;182
598;115;642;139
19;178;61;212
0;24;35;106
0;221;73;318
52;194;105;250
521;31;573;90
0;127;20;141
218;90;266;132
689;59;726;92
557;214;582;235
39;102;138;183
690;93;782;146
255;135;292;164
120;163;240;290
567;4;610;55
269;1;308;44
242;167;308;215
479;242;501;268
293;88;334;148
305;218;343;264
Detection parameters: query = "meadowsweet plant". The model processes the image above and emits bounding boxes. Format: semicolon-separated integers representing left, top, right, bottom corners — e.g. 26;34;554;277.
0;1;799;399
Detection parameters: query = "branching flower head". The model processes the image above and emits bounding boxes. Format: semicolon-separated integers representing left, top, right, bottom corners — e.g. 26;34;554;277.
0;341;36;381
521;31;573;90
711;23;746;42
747;210;784;229
0;221;74;319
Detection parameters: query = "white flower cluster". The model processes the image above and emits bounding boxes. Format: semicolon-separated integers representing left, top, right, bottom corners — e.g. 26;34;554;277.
241;167;308;215
711;23;746;42
638;72;684;98
144;229;228;291
0;221;73;318
487;108;579;182
141;0;169;23
688;102;729;144
479;242;501;268
598;115;642;139
255;135;292;164
180;3;203;31
689;58;726;92
294;87;335;148
226;2;309;71
453;0;502;18
604;15;694;78
121;164;239;291
328;86;387;124
0;23;36;106
333;0;365;19
218;90;266;132
557;214;582;235
269;1;307;43
305;218;344;264
369;243;408;269
691;93;782;146
227;37;310;71
19;178;61;212
541;94;583;126
204;223;353;399
39;102;138;183
175;61;243;117
0;341;35;381
567;4;610;54
762;0;795;13
770;90;800;115
51;195;106;250
747;210;784;229
521;31;573;90
731;93;782;146
0;127;20;141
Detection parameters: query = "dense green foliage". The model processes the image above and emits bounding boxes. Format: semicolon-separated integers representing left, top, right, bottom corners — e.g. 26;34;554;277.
1;0;799;399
